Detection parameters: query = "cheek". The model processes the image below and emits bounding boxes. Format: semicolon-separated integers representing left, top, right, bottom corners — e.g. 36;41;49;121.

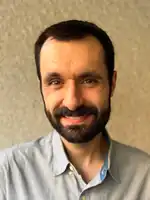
42;86;52;99
83;88;109;109
42;87;62;112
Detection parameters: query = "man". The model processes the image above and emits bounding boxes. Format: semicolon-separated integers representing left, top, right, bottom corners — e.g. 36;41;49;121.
0;20;149;200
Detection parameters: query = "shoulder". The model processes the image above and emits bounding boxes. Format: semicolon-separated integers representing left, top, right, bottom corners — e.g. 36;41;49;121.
111;140;150;197
112;140;150;172
0;132;54;170
0;132;55;197
112;140;150;161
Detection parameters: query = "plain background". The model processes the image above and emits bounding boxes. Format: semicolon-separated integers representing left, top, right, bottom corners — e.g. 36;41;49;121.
0;0;150;153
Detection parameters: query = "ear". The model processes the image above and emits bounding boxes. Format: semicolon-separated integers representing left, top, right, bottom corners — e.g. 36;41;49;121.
110;71;117;97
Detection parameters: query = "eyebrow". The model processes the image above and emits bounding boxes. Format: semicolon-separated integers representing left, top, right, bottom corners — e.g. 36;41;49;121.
43;71;103;84
77;72;103;80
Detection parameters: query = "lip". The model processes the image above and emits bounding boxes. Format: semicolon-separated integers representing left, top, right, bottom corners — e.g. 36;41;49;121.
60;115;94;126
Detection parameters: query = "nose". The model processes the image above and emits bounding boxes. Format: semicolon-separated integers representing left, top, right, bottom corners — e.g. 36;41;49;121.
62;81;83;111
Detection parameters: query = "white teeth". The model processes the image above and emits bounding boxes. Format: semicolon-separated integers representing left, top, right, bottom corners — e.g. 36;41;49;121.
65;116;84;119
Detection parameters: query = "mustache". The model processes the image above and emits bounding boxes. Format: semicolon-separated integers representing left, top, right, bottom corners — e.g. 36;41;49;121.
54;105;98;117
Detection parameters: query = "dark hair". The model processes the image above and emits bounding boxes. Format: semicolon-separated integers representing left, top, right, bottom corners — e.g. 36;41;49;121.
34;20;115;85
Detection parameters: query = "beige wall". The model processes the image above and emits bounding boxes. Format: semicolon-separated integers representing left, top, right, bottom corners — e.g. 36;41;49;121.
0;0;150;153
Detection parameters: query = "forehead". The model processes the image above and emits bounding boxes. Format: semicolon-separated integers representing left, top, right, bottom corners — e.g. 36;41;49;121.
40;36;106;78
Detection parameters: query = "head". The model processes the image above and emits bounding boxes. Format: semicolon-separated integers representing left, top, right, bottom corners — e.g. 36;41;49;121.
34;20;117;143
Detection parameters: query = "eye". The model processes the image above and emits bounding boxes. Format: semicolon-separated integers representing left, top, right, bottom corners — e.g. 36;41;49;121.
47;79;63;88
82;78;98;85
49;79;61;85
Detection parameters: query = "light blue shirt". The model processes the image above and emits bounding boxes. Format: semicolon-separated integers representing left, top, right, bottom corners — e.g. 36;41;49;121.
0;130;150;200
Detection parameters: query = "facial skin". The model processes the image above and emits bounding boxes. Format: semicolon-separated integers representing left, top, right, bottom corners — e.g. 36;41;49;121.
40;36;116;143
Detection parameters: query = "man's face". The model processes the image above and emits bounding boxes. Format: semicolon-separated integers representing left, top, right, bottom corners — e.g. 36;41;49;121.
40;36;116;143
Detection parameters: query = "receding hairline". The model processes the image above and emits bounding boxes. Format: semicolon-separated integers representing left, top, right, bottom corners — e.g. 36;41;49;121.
40;34;105;55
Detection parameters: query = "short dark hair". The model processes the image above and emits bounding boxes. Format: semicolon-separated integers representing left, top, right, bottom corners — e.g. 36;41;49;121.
34;20;115;85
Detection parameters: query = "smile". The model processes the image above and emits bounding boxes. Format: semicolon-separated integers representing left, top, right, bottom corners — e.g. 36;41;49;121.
60;115;94;126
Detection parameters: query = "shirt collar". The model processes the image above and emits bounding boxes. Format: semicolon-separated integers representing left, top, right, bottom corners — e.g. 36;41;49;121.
106;130;121;183
99;129;120;183
52;130;69;176
51;129;121;183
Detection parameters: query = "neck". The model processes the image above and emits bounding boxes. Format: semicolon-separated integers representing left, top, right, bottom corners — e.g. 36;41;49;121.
61;133;109;173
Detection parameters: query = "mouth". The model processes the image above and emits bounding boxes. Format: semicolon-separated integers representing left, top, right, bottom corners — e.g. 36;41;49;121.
60;115;94;126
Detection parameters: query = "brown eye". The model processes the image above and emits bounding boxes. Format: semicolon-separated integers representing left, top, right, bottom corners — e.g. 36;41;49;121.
50;80;61;85
82;79;98;85
47;78;62;85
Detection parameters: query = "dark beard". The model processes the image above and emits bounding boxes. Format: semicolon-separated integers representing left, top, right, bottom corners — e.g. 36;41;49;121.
44;102;111;144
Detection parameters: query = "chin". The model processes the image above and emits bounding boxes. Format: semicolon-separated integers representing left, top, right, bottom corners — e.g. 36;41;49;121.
57;124;102;144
